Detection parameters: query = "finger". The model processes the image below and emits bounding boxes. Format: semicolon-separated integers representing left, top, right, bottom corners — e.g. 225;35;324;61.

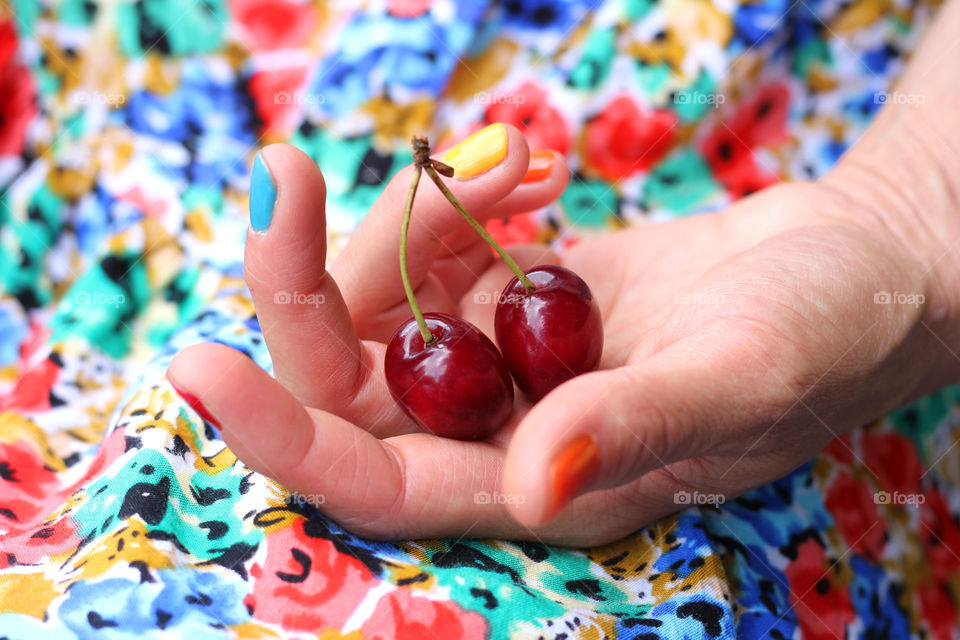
167;344;697;545
167;343;407;523
331;125;560;342
166;343;541;538
502;341;750;527
243;143;413;435
486;150;569;215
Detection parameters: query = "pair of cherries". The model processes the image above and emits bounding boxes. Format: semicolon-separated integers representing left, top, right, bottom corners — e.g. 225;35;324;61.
384;138;603;440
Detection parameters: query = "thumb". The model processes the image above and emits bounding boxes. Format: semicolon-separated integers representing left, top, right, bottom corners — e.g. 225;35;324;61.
501;342;754;527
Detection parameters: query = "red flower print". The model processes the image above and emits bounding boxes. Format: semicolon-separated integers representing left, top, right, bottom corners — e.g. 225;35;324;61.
701;82;789;198
486;212;539;248
821;433;854;465
918;580;956;640
862;431;923;497
0;20;36;156
0;19;16;67
0;441;61;523
73;427;127;488
0;515;78;568
231;0;318;51
700;124;778;198
0;356;59;413
920;486;960;582
18;321;52;363
246;518;379;632
823;469;886;560
117;185;167;219
484;81;570;155
582;95;677;181
0;438;82;566
388;0;433;17
248;66;310;139
0;413;123;562
729;83;790;148
362;586;487;640
784;539;855;640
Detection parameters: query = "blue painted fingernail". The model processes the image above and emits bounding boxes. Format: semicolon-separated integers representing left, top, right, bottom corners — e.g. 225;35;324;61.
250;152;276;232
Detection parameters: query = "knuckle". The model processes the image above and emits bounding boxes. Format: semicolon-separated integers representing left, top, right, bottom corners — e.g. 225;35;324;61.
607;368;696;475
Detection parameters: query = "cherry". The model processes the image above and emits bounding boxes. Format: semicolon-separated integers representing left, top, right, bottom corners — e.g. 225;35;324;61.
385;313;514;439
495;265;603;401
383;137;514;440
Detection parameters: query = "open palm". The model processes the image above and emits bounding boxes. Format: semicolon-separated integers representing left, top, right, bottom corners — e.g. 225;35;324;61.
169;126;935;546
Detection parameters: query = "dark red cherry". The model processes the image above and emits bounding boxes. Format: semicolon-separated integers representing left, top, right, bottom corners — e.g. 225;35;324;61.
495;265;603;401
385;313;514;439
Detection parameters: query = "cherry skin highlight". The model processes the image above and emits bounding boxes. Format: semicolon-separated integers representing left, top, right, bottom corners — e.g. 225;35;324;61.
385;312;514;439
495;265;604;401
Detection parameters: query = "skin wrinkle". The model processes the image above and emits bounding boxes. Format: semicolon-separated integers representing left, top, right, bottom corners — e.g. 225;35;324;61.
273;407;317;490
350;439;409;537
341;341;417;436
825;150;955;312
691;317;826;413
702;227;914;357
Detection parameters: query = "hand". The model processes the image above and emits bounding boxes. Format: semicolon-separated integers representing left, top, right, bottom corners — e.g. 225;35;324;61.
168;124;951;546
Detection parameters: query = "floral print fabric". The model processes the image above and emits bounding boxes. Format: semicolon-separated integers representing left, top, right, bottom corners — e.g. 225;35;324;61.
0;0;955;638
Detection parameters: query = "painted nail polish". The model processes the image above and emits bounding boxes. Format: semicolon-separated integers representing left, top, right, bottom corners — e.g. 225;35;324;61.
169;379;220;428
522;149;555;183
549;434;600;518
249;151;277;232
441;123;508;179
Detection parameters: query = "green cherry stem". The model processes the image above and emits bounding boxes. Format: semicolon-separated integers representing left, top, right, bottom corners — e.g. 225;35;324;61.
423;164;536;294
400;163;433;344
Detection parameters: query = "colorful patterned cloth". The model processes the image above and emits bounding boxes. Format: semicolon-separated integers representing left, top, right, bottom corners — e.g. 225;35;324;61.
0;0;956;638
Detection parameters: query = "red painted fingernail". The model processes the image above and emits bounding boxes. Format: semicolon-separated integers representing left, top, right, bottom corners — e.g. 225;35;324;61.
522;149;555;183
549;434;600;519
169;379;220;428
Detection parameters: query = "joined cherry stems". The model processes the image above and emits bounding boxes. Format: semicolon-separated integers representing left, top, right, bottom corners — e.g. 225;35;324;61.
399;136;536;345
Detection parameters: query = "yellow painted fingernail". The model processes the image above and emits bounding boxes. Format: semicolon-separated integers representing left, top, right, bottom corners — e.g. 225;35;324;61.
441;123;508;179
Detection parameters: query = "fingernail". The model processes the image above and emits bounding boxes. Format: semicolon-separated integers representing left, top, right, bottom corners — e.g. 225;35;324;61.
169;379;221;428
441;123;507;179
249;151;277;232
522;149;555;183
549;434;600;518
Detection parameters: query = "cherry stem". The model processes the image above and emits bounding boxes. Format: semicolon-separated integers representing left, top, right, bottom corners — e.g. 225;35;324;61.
400;163;434;344
423;164;536;294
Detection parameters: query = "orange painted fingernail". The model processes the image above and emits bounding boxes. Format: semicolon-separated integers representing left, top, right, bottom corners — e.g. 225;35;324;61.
549;434;600;518
522;149;555;183
441;123;508;179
